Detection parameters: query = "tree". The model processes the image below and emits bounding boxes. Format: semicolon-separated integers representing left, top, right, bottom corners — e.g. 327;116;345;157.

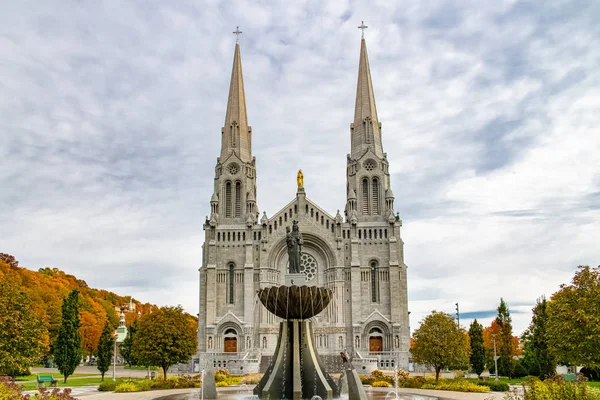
0;253;18;268
119;320;138;366
411;311;470;382
547;265;600;369
132;306;197;380
79;311;103;360
468;319;486;377
96;322;114;380
521;296;556;379
495;298;515;377
54;290;82;383
0;278;49;376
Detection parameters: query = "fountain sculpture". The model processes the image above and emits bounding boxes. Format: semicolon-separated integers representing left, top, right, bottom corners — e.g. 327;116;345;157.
253;221;339;400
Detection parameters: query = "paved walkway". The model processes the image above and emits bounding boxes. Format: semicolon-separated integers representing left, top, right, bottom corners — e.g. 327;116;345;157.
75;386;508;400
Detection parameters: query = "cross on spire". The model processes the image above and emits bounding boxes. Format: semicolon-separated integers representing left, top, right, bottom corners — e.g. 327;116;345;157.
358;21;368;38
233;26;242;43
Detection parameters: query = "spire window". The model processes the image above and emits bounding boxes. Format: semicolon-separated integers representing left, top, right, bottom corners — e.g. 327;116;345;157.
372;178;380;215
362;179;370;215
228;263;235;304
235;182;242;217
371;261;379;303
225;182;232;217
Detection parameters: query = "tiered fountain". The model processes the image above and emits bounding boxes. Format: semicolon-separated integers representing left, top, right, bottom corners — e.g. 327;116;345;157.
253;221;339;400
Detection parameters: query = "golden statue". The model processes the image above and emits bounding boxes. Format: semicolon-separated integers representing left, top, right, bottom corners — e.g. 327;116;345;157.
297;169;304;188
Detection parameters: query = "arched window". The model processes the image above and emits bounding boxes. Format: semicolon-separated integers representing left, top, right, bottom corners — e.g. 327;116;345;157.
370;261;379;303
228;263;235;304
362;178;370;215
372;178;380;215
225;182;232;217
235;182;242;217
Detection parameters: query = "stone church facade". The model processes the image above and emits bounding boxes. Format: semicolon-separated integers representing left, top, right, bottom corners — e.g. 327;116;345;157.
197;36;410;373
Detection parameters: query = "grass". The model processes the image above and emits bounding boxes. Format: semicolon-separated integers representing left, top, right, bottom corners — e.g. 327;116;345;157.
19;377;121;391
15;373;97;381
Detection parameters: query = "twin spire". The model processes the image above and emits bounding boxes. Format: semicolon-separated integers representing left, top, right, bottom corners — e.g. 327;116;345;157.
221;24;382;161
221;40;251;162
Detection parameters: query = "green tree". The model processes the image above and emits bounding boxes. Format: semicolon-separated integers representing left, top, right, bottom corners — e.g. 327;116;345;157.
547;265;600;369
96;322;114;381
468;319;486;377
411;311;470;382
521;296;556;379
54;290;82;383
132;306;197;380
0;278;49;377
119;320;138;366
495;298;515;377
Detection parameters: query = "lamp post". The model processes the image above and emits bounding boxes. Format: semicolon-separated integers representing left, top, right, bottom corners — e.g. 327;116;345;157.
492;333;499;382
113;331;118;382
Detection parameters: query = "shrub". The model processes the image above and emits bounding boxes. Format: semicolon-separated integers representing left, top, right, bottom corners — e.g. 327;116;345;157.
227;376;242;385
150;379;176;390
214;373;228;383
241;373;263;384
216;381;229;387
520;377;600;400
134;379;153;391
478;381;509;391
398;376;428;388
372;381;391;387
114;382;140;392
97;381;118;391
360;370;394;385
431;380;488;393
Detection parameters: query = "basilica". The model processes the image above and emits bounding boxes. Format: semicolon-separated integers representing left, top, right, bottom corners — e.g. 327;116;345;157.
196;31;410;373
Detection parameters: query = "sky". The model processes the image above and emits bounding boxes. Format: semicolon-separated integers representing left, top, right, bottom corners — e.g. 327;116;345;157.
1;0;599;336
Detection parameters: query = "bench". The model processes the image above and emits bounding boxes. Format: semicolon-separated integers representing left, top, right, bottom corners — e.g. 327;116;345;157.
37;375;58;388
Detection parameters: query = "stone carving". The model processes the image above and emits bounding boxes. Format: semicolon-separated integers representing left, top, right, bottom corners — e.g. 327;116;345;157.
286;221;303;274
335;209;343;224
260;211;268;225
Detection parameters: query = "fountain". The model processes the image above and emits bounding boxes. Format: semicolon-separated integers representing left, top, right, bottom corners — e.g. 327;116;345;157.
253;221;339;400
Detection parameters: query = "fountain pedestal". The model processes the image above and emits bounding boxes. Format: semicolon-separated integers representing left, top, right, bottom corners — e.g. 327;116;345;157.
254;285;339;400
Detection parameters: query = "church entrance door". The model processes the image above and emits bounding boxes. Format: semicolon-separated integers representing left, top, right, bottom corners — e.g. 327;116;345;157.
224;337;237;353
369;336;382;352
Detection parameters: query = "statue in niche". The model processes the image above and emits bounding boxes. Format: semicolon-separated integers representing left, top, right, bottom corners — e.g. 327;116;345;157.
287;220;303;274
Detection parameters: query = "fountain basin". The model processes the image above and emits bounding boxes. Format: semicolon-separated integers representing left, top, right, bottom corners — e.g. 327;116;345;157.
257;285;332;319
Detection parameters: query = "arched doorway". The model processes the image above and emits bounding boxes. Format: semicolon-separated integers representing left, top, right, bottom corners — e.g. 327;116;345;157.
369;327;383;352
223;328;237;353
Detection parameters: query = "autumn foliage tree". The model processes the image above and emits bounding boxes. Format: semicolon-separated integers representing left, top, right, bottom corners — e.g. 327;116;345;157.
411;311;470;382
0;278;49;376
132;306;197;380
547;265;600;369
0;254;155;361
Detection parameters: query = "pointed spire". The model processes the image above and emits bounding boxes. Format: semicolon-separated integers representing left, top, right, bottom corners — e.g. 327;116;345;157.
221;42;251;162
351;37;383;158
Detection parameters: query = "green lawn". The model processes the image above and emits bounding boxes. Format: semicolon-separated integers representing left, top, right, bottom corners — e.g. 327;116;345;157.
16;373;97;381
19;377;143;391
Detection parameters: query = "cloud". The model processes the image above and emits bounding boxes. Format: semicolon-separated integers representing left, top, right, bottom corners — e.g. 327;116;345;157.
1;0;599;337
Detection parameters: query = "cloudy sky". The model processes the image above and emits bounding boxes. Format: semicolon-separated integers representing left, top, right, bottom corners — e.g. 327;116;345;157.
2;0;599;336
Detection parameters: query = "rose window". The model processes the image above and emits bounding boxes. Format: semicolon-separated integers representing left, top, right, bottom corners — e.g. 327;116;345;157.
300;253;317;281
228;164;239;175
363;160;376;171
